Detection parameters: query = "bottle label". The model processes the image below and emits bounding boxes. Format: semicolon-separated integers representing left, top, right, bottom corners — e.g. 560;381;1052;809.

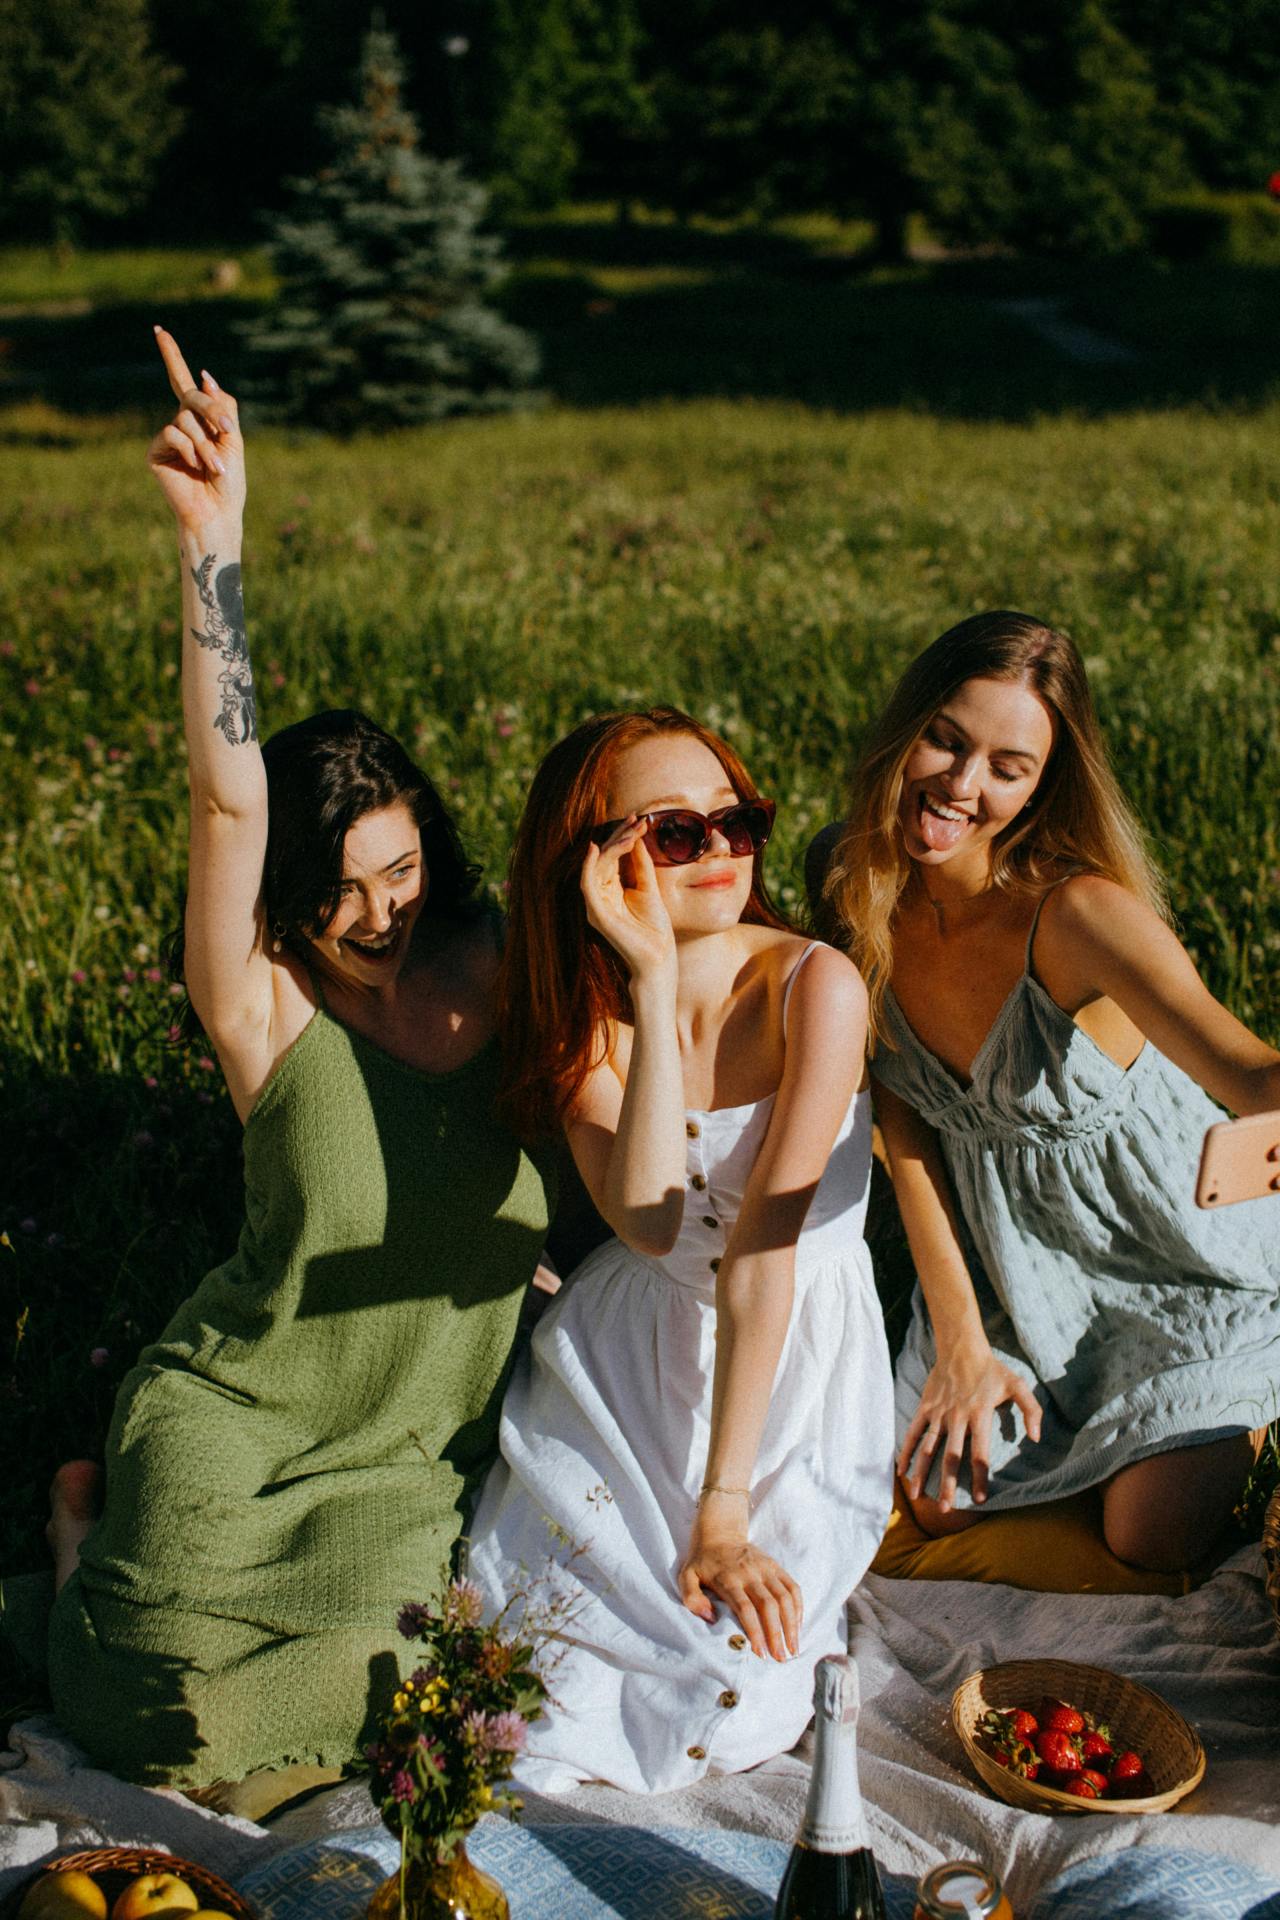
800;1812;871;1853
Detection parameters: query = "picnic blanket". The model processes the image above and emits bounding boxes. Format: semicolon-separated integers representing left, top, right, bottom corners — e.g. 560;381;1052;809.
3;1542;1278;1916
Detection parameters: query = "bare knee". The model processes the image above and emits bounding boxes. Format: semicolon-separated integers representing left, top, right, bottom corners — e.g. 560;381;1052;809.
1103;1434;1258;1573
902;1483;985;1540
1101;1508;1190;1573
47;1460;102;1593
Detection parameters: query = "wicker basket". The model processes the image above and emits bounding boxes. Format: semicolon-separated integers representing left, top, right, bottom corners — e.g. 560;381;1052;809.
3;1847;256;1920
1263;1484;1280;1644
951;1658;1205;1816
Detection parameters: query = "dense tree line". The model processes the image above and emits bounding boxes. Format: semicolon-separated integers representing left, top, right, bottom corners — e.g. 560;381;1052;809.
2;0;1278;255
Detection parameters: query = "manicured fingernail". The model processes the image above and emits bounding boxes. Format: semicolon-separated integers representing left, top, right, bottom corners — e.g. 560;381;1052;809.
219;415;234;433
212;457;227;475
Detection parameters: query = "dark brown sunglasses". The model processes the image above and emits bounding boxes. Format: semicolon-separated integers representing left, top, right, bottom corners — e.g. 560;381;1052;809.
591;798;777;867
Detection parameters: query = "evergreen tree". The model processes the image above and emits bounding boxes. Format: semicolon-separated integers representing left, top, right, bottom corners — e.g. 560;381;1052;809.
486;0;579;213
0;0;180;246
243;26;539;431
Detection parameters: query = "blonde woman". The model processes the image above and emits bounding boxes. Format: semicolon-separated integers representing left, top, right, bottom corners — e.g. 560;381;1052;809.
815;610;1280;1573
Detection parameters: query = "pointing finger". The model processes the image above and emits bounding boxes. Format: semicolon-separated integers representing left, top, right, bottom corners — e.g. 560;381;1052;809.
154;325;197;403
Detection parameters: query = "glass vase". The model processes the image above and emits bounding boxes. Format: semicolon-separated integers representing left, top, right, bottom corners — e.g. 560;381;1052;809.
367;1837;510;1920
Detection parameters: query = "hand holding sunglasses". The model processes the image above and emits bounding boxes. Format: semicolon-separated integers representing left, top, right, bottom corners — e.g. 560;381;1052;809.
580;811;681;983
590;798;776;867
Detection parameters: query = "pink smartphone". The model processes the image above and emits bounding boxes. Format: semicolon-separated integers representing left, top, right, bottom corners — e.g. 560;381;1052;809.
1196;1111;1280;1208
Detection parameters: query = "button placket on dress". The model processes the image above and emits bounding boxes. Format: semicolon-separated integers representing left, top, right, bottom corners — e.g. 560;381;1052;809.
682;1109;748;1773
685;1114;725;1276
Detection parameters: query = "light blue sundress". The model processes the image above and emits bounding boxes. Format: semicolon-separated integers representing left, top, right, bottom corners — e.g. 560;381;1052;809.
876;886;1280;1511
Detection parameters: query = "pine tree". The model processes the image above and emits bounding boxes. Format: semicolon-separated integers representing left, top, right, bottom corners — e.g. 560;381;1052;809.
243;26;539;431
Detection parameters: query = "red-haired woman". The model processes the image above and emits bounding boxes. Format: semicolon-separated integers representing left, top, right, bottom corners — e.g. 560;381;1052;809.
468;708;894;1793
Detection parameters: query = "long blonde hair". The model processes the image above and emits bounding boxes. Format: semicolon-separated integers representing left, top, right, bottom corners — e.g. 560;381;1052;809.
826;611;1168;1044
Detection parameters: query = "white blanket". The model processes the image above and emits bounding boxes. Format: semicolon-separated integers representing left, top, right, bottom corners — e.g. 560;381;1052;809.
4;1544;1278;1914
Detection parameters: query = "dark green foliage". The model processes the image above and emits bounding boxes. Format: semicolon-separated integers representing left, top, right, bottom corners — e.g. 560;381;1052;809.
0;0;180;245
1114;0;1280;192
1151;192;1280;265
486;0;579;213
485;0;653;215
636;0;1191;259
916;0;1190;255
243;27;539;430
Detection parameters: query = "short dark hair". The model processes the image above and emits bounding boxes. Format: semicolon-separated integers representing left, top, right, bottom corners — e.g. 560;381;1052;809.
167;709;480;1039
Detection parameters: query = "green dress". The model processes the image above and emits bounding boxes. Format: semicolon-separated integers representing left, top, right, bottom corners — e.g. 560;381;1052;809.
48;994;553;1787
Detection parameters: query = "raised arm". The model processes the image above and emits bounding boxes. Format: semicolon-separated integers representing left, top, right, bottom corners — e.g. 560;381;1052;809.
566;820;687;1255
875;1075;1042;1513
678;946;866;1661
1041;876;1280;1115
148;329;280;1120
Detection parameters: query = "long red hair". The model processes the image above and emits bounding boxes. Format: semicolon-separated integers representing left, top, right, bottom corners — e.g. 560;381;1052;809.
498;707;792;1142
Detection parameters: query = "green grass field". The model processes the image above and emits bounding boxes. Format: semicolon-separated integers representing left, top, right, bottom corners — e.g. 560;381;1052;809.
2;221;1278;1577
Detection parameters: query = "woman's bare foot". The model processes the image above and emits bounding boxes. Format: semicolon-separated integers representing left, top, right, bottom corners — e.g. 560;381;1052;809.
47;1460;102;1593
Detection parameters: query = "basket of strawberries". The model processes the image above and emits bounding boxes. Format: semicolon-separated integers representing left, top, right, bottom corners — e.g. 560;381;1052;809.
951;1658;1205;1816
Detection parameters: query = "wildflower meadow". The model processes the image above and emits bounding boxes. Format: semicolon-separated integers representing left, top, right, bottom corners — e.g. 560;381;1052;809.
3;231;1279;1578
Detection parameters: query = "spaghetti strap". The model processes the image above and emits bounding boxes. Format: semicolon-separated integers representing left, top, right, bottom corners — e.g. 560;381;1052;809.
782;939;823;1038
1024;873;1079;975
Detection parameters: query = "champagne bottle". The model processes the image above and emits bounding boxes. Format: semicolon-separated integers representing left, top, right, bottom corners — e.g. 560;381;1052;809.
774;1654;887;1920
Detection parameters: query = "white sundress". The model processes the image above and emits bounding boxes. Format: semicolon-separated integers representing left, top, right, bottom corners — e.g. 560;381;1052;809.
468;943;895;1795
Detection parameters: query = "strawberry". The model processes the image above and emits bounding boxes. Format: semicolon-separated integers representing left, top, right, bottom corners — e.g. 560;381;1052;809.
1062;1775;1099;1798
1105;1770;1155;1800
1009;1709;1038;1741
1039;1698;1085;1735
978;1710;1040;1780
1110;1750;1147;1780
1035;1729;1082;1774
1081;1768;1110;1793
1080;1731;1113;1768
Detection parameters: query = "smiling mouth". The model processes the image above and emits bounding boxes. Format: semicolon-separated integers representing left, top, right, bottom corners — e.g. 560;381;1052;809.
342;924;402;961
690;870;739;888
917;792;975;852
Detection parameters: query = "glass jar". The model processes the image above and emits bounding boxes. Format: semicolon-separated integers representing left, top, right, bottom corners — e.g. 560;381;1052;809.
914;1860;1013;1920
367;1839;510;1920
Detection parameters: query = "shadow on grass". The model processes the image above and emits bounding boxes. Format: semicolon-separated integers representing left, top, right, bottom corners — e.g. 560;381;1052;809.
0;1058;243;1575
1;245;1278;430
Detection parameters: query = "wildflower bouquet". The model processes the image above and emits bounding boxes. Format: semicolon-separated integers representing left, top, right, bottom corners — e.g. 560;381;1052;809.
366;1579;549;1870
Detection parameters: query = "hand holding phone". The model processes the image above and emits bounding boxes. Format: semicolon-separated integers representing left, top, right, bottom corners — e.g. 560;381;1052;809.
1196;1110;1280;1208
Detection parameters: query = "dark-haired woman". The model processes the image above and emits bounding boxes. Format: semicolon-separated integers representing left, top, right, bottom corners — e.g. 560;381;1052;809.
816;611;1280;1574
44;332;554;1795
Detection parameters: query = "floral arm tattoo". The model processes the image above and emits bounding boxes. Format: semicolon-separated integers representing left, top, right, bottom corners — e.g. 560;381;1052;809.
191;554;257;745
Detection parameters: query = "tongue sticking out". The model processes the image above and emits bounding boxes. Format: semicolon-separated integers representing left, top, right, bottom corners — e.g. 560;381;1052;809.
919;798;970;852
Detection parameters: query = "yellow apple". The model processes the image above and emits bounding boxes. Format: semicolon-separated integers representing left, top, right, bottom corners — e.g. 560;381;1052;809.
109;1877;199;1920
18;1872;109;1920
